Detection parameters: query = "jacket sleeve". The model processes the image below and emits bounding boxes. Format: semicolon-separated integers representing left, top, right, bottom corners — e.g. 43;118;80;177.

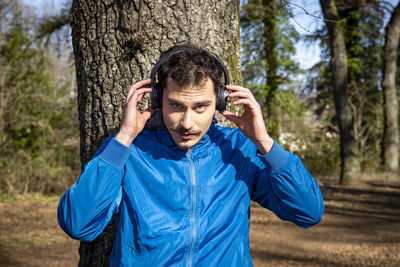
57;136;131;241
251;140;324;228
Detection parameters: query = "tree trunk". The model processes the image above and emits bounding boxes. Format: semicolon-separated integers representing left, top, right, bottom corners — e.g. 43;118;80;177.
262;0;280;138
70;0;241;265
320;0;360;184
382;3;400;172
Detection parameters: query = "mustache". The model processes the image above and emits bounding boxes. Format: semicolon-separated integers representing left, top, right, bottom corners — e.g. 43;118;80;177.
175;127;201;135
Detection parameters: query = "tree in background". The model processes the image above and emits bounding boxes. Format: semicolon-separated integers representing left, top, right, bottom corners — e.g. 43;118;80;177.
69;0;242;265
382;1;400;172
340;2;385;172
241;0;301;139
317;0;400;183
319;0;361;184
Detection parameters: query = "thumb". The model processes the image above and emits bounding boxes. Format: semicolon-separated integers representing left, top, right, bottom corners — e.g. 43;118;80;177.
141;107;156;122
219;110;239;124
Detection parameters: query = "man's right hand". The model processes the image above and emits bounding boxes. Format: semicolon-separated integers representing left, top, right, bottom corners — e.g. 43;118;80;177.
115;79;155;147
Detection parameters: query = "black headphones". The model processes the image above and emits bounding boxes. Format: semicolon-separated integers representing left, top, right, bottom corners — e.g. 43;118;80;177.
149;48;230;111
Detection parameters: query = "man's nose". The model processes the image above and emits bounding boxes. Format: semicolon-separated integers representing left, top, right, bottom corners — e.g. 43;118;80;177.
179;111;194;130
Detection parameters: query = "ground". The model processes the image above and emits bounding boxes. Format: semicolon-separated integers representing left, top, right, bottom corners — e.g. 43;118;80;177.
0;176;399;266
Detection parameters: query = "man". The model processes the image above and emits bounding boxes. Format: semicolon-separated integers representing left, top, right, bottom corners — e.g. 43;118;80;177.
58;44;324;266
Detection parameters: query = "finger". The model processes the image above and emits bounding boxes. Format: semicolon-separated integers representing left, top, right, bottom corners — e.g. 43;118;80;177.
138;108;156;127
136;88;152;103
219;110;240;124
141;107;156;121
128;87;152;104
219;109;235;117
231;93;258;108
233;98;256;109
127;79;151;100
226;84;251;92
124;88;152;112
228;91;254;100
127;79;152;100
132;79;152;89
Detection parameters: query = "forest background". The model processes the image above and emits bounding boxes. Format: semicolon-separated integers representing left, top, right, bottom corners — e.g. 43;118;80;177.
1;0;399;194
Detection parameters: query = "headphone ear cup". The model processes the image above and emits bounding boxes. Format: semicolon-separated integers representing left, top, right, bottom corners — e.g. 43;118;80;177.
216;86;229;111
151;83;163;109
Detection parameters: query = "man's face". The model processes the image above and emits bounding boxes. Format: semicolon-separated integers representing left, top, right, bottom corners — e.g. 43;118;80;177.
162;77;216;150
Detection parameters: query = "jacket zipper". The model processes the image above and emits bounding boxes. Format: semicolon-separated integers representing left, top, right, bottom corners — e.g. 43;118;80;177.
187;150;197;267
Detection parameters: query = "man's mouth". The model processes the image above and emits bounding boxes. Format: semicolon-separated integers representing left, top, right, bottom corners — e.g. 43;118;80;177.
177;131;197;140
178;132;196;140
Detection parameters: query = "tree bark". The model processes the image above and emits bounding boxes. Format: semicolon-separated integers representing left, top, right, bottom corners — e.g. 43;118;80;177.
320;0;360;184
382;2;400;172
70;0;241;265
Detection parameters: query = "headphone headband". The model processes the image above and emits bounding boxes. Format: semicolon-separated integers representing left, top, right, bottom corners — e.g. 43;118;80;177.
149;47;230;111
149;47;230;89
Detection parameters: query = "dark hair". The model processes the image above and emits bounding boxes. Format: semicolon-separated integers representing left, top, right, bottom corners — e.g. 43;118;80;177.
157;44;223;94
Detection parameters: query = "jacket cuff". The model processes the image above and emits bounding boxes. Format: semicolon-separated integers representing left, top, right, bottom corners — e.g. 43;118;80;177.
258;140;290;171
99;137;132;170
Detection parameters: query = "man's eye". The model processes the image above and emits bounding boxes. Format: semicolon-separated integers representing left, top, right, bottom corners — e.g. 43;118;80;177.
196;105;206;112
172;103;182;109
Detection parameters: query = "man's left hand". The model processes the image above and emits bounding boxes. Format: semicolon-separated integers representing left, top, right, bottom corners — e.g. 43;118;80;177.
220;85;274;155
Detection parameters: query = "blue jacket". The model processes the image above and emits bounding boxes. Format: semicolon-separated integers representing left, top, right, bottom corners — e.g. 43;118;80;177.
58;123;324;267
